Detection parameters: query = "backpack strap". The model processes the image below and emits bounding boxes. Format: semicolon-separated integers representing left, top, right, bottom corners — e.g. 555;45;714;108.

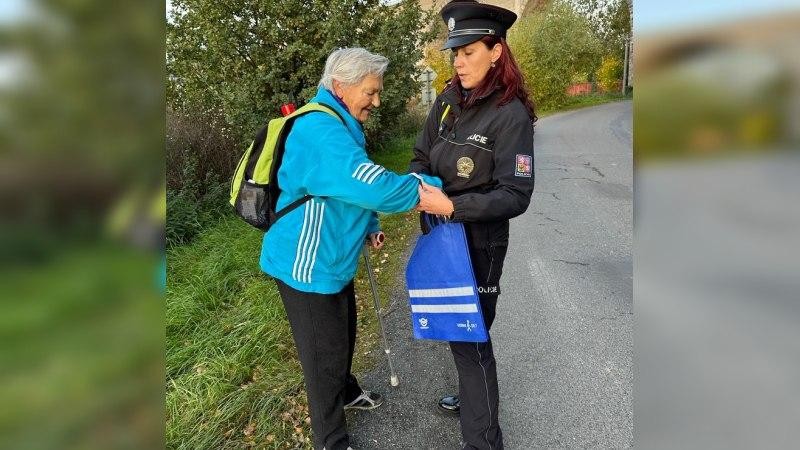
271;102;344;222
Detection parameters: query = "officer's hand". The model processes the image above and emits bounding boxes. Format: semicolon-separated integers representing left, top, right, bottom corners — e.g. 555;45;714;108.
417;185;455;217
415;182;436;212
368;231;385;250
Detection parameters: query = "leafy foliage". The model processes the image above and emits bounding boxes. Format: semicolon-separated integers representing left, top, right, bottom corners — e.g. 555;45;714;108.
509;0;601;110
597;55;623;92
167;0;437;147
423;39;452;96
570;0;631;59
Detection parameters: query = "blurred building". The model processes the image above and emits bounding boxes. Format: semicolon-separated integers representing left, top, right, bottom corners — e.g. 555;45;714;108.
635;12;800;144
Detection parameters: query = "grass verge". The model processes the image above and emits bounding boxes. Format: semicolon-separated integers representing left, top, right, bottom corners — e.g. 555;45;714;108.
538;91;632;118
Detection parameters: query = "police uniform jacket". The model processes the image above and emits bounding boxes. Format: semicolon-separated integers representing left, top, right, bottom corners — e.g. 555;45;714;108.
409;84;535;249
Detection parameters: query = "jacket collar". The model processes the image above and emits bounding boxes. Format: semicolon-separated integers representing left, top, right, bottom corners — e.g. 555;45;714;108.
310;88;365;147
441;83;501;109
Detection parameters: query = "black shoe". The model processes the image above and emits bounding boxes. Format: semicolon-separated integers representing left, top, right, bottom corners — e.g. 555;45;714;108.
437;395;459;415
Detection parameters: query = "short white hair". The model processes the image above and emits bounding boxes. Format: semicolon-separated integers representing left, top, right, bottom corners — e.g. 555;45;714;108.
318;47;389;90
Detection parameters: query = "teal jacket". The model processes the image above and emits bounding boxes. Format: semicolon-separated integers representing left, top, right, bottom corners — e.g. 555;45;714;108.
260;88;442;294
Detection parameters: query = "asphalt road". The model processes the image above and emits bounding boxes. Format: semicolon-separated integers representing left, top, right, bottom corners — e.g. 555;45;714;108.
350;101;633;449
635;153;800;449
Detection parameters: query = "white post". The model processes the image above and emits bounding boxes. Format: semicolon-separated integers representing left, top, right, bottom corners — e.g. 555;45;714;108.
622;37;630;95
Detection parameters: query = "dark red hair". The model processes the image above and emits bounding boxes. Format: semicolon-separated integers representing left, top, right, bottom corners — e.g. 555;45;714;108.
451;36;536;122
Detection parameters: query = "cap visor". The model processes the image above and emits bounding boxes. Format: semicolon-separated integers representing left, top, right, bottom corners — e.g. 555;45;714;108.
441;34;483;50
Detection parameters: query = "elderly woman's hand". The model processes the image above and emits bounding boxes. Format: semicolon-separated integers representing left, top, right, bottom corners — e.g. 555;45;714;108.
417;183;455;217
368;231;385;249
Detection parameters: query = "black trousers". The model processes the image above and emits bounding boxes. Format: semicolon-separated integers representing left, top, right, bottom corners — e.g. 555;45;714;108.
276;279;363;450
451;243;508;450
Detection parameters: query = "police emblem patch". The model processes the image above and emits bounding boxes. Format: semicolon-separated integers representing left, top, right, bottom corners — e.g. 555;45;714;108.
515;154;532;177
456;156;474;178
448;17;455;31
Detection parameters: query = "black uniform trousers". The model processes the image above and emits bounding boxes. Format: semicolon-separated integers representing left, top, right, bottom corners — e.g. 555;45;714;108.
275;279;363;450
451;243;508;450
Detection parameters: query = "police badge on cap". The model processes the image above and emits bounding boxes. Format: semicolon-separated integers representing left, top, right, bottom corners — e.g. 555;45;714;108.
441;0;517;50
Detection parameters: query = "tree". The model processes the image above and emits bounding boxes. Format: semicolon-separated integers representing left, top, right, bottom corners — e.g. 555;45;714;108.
570;0;631;59
167;0;437;148
509;0;601;110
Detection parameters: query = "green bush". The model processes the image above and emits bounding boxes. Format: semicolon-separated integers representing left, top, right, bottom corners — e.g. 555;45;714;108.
166;107;239;247
509;0;601;110
167;109;239;192
166;161;231;248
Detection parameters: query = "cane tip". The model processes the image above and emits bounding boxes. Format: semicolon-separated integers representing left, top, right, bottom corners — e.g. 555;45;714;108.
390;376;399;387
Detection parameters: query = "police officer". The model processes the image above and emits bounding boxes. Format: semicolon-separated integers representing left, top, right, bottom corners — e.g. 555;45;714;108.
411;1;536;448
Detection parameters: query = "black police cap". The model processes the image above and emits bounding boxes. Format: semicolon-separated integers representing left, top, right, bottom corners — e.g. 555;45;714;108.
441;0;517;50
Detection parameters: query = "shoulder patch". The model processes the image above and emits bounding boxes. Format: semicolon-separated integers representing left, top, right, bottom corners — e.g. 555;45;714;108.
515;154;532;177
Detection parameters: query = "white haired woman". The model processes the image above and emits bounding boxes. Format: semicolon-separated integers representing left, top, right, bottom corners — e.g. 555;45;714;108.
260;47;441;450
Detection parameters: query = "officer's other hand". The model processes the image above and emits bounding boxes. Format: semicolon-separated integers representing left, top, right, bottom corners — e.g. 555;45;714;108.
418;181;437;193
368;231;385;250
417;185;455;217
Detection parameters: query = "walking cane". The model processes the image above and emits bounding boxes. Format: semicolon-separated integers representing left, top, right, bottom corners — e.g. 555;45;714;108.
362;238;399;387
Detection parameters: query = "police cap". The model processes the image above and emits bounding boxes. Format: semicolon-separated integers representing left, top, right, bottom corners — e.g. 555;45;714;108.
440;0;517;50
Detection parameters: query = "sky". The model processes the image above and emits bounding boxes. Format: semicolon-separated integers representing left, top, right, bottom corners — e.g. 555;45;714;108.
635;0;800;33
0;0;33;25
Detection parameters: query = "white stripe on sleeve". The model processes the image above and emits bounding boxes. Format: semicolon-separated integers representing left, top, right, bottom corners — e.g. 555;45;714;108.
351;162;370;178
365;167;385;184
354;163;374;180
361;164;382;182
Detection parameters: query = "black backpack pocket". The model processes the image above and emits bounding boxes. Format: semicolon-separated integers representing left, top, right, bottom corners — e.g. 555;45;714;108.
234;180;270;230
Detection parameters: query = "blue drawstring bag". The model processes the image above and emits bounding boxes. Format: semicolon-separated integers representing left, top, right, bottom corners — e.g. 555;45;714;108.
405;214;488;342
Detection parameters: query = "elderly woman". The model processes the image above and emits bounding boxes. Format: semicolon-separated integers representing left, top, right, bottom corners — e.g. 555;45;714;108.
260;47;440;450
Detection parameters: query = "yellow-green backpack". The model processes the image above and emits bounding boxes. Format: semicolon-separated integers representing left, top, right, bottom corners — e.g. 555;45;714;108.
229;102;342;230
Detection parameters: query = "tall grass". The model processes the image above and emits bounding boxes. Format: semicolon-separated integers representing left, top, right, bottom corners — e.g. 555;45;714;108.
166;217;311;448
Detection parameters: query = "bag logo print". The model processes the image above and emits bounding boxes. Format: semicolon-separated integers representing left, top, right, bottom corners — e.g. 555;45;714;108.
456;319;478;332
419;317;429;329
